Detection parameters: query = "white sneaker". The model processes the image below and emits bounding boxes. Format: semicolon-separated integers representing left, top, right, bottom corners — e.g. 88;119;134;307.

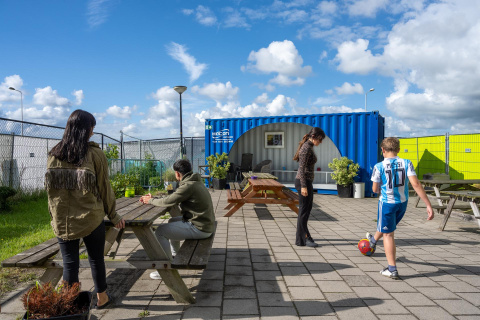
380;267;399;279
150;271;161;280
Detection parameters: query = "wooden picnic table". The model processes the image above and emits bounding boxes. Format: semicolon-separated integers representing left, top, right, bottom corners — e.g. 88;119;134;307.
438;190;480;231
414;179;480;211
224;178;299;217
240;172;277;188
3;197;203;304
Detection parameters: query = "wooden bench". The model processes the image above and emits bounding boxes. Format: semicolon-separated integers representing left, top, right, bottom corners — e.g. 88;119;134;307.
226;189;243;203
229;182;241;190
282;188;299;202
172;222;217;269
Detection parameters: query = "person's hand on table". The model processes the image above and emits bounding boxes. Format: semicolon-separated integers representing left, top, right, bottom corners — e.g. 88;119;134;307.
140;193;152;204
301;187;308;197
115;218;125;229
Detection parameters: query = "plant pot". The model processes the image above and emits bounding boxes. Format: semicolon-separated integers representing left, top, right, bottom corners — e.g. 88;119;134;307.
212;178;227;190
337;184;353;198
23;291;93;320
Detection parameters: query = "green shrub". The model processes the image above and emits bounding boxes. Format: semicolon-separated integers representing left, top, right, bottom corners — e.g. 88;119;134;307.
110;173;142;198
328;157;360;187
162;169;176;182
206;153;231;179
149;176;163;187
0;186;17;210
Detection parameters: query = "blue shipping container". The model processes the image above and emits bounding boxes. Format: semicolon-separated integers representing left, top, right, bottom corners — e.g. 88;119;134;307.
205;111;385;197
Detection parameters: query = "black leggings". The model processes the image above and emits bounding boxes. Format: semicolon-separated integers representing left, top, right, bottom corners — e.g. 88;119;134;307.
57;221;107;293
295;179;314;246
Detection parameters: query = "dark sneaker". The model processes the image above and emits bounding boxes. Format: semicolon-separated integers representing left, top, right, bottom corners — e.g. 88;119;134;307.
380;267;399;279
366;232;376;254
305;238;319;248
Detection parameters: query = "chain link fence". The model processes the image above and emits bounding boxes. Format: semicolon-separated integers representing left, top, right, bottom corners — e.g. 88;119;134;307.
0;117;206;192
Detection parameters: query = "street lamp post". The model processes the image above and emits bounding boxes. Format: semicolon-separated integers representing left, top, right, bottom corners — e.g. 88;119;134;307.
365;88;375;112
9;87;23;135
174;86;187;158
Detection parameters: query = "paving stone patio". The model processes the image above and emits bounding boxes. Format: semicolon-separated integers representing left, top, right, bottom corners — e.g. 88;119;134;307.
2;191;480;319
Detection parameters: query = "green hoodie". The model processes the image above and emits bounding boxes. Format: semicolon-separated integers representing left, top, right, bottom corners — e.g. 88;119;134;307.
149;172;215;233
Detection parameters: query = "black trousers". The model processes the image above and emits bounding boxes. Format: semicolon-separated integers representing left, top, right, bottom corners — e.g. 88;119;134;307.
57;221;107;293
295;179;314;246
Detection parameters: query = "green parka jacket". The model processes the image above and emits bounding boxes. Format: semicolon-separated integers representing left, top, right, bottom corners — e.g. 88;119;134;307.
45;141;121;240
149;172;215;233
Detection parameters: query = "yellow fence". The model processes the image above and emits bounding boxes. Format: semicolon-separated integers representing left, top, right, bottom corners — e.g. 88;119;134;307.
398;133;480;180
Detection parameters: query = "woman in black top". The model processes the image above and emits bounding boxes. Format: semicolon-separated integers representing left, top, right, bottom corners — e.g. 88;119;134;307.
293;127;325;247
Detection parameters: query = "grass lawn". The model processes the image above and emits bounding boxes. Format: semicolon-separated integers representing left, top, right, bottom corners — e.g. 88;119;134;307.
0;196;54;263
0;195;54;297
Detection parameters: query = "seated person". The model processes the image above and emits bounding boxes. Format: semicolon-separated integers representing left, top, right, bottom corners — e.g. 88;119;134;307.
139;159;215;280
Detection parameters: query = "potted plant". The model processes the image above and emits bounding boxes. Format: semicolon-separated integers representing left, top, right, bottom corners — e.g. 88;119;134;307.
328;157;360;198
163;168;177;194
206;152;231;190
21;281;93;320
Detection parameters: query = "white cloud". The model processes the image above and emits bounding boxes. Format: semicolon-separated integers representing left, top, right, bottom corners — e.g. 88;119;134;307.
195;5;217;26
244;40;312;87
335;82;364;95
33;86;70;106
182;9;194;16
122;123;137;135
191;82;239;101
276;9;309;23
335;39;382;74
254;93;269;104
320;105;365;113
106;105;135;119
318;1;338;15
6;106;70;126
346;0;388;18
0;75;24;102
72;90;84;106
151;86;178;101
87;0;115;28
223;8;250;28
166;42;207;82
332;0;480;132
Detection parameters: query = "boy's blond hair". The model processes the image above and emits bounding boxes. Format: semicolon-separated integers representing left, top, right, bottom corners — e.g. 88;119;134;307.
381;137;400;153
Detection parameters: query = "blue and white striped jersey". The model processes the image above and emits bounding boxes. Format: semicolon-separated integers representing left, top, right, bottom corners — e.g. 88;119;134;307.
371;157;416;204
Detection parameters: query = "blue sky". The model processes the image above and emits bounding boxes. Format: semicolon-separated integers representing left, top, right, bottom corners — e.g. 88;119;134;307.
1;0;479;140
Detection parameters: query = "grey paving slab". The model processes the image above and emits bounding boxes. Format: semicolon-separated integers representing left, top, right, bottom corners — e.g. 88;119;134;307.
5;192;480;320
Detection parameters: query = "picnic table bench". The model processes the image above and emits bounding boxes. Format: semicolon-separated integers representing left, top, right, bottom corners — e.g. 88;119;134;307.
438;190;480;231
1;196;216;304
225;178;299;217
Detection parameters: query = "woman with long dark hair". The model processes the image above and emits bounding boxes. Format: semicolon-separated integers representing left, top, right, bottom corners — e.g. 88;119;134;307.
46;109;125;309
293;127;326;247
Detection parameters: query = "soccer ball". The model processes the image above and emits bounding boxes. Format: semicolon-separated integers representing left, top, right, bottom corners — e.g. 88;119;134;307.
358;238;375;256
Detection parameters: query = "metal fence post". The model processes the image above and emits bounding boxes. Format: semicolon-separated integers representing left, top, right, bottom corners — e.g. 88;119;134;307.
101;134;104;150
9;132;15;188
416;137;419;176
445;132;449;175
190;138;194;164
120;131;124;174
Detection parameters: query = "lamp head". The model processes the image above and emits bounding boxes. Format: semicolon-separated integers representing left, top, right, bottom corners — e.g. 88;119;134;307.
174;86;187;94
369;88;375;92
9;87;15;91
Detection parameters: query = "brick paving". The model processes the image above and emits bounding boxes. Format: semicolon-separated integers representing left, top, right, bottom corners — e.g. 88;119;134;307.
2;191;480;319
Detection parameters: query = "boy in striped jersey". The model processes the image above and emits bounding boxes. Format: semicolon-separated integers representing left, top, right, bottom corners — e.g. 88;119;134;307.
367;137;434;279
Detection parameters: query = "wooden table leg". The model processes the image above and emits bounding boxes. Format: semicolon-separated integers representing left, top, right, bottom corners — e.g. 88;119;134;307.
132;226;195;304
469;200;480;229
273;189;298;215
224;203;244;217
439;195;457;231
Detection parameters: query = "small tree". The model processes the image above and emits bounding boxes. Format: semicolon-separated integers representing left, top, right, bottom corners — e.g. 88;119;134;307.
206;153;231;180
104;144;119;160
328;157;360;187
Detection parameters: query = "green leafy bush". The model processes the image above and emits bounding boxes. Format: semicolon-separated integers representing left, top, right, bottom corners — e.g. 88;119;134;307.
110;173;142;198
162;169;176;182
0;186;17;210
149;176;163;187
328;157;360;187
104;144;119;159
206;153;231;180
